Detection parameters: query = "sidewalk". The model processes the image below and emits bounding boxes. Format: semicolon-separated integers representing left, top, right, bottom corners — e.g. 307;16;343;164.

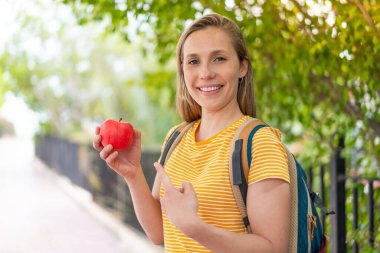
0;137;163;253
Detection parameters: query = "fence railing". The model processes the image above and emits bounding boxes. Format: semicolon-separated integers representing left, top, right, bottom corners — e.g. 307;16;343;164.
35;135;379;252
306;136;380;253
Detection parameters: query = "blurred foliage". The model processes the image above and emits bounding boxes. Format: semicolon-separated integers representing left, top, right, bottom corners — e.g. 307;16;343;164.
0;0;179;147
59;0;379;172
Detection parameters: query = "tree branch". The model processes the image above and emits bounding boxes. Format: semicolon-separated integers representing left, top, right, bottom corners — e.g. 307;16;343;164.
290;0;314;21
289;0;315;40
309;73;380;137
351;0;380;40
344;102;380;137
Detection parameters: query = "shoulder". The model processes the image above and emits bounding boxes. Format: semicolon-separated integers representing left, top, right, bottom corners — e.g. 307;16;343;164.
240;116;282;142
250;125;286;155
253;126;283;142
248;121;287;161
248;124;290;184
161;121;195;147
163;123;185;142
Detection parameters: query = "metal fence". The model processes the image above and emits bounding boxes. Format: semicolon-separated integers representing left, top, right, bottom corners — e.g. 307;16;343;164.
35;135;159;232
304;137;380;252
35;135;379;252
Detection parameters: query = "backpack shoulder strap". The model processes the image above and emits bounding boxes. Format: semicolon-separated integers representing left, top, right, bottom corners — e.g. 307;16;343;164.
230;117;267;233
241;121;268;180
159;122;194;166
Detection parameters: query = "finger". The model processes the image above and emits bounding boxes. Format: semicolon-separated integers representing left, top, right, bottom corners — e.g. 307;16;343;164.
93;134;103;151
95;126;100;134
105;150;119;168
154;162;174;190
99;144;114;160
131;129;141;147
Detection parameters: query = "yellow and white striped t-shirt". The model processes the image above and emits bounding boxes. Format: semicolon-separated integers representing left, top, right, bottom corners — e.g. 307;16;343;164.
159;115;289;253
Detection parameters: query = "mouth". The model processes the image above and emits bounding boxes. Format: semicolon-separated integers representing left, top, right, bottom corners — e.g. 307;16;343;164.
198;85;223;92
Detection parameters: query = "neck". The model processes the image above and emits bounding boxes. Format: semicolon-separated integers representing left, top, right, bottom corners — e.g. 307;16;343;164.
196;106;244;142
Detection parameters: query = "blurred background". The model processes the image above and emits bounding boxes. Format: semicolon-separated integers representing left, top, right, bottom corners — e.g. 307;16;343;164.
0;0;379;252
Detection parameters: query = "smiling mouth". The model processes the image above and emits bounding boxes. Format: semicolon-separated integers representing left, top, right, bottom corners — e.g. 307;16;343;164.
198;86;223;92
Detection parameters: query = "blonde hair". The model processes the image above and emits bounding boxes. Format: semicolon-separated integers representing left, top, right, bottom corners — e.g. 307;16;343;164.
175;13;256;122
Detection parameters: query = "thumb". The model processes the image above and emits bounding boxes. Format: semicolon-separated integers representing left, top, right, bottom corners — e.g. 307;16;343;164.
182;182;195;195
132;129;141;145
133;129;141;139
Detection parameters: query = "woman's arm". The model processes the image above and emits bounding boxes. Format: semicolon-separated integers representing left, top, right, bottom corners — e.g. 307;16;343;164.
125;167;164;245
93;127;164;244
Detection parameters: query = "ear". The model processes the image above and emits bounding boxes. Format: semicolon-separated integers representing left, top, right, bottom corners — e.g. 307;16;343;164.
239;59;248;78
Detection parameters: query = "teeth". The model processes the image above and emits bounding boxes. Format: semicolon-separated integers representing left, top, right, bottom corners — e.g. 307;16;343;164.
199;86;221;92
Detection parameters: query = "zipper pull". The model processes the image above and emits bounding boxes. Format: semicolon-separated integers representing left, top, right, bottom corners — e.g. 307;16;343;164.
308;215;317;240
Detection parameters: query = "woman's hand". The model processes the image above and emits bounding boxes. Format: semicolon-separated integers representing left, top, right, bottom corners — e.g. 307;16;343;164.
154;162;199;236
93;126;142;182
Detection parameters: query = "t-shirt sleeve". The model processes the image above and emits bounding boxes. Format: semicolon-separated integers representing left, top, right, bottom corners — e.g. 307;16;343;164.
248;127;290;185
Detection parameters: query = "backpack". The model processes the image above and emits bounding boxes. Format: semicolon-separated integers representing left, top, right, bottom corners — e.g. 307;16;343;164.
159;117;331;253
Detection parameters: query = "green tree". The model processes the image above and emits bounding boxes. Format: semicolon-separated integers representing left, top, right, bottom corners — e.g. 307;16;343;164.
61;0;379;169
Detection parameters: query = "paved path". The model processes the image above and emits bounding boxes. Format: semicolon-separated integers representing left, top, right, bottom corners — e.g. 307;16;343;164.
0;137;163;253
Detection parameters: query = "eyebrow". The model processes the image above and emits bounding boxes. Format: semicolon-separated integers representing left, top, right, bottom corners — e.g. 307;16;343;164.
184;49;229;59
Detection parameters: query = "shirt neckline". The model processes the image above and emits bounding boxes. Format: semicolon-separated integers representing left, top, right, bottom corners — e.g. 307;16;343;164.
192;115;249;146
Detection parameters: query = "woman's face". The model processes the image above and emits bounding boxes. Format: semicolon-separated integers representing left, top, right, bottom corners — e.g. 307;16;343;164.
182;27;247;114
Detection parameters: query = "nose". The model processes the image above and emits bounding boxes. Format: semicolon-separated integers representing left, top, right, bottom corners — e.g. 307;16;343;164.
199;63;216;80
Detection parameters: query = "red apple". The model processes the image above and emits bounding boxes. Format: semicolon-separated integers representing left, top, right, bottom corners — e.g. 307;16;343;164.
99;118;134;150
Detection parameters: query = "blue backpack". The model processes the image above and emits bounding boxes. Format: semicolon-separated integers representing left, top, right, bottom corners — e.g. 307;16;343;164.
159;117;332;253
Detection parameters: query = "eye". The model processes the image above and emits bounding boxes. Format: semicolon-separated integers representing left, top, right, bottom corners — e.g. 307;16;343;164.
214;56;226;62
187;59;199;65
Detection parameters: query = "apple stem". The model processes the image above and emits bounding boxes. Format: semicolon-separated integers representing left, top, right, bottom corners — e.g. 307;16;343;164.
119;118;122;122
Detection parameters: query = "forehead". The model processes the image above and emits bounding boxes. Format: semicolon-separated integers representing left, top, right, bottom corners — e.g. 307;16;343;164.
182;27;235;57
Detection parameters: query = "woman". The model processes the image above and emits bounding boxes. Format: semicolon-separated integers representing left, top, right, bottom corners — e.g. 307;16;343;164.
94;13;290;253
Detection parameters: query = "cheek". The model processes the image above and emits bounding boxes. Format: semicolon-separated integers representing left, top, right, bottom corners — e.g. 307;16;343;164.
224;69;240;83
182;71;196;98
183;68;195;86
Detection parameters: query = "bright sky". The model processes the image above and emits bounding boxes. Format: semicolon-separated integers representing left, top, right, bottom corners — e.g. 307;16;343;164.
0;93;39;139
0;0;39;138
0;1;21;47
